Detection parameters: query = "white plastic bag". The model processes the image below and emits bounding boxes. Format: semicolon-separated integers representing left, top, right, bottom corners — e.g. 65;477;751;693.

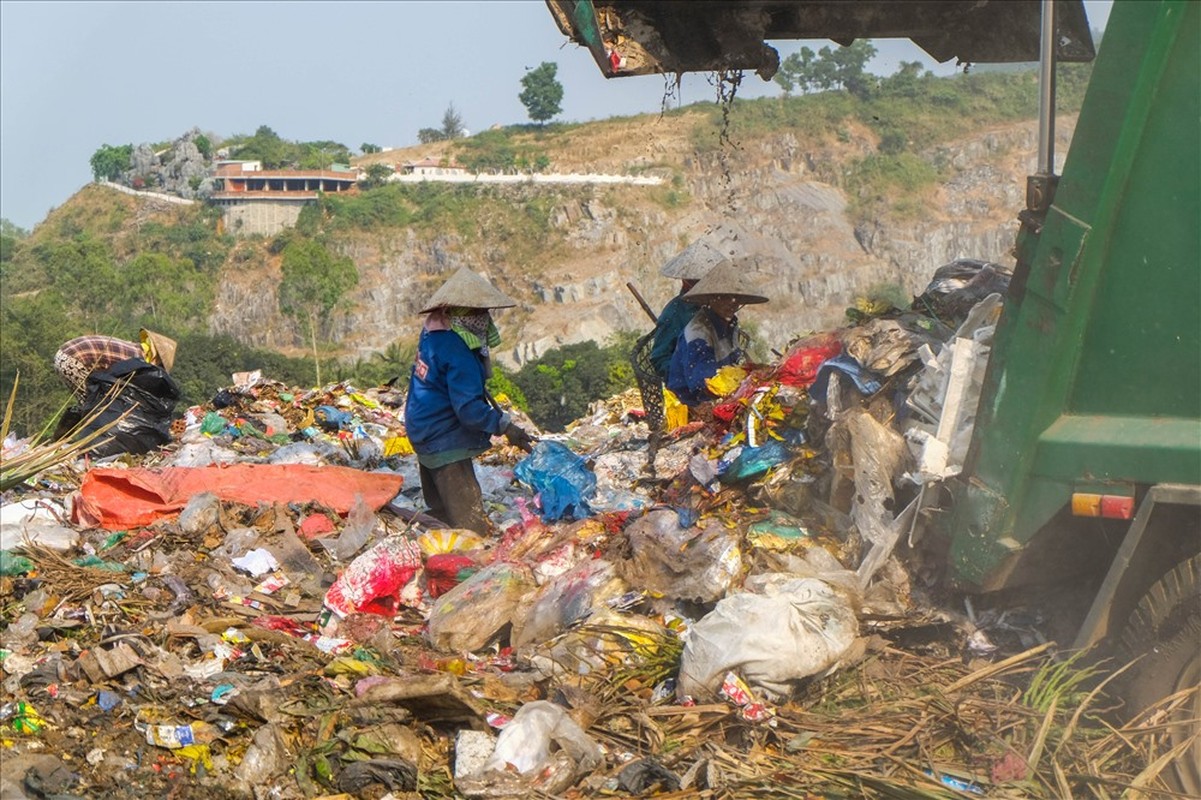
677;577;858;702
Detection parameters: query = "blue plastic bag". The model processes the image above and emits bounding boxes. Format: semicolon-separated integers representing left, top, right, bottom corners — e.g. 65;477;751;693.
514;441;597;521
719;439;792;482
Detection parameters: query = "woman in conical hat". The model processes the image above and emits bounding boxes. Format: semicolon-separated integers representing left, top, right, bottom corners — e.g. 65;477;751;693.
404;267;536;535
665;257;769;407
53;328;177;400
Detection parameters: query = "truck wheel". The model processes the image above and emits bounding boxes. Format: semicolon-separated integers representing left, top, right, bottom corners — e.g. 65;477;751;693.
1120;554;1201;796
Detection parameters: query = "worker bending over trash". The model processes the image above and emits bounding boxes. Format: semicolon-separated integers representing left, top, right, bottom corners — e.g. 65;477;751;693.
404;267;536;535
53;329;177;400
666;258;768;407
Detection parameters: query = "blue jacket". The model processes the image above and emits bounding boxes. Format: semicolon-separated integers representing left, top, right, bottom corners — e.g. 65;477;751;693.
666;308;742;406
404;329;509;455
649;295;697;378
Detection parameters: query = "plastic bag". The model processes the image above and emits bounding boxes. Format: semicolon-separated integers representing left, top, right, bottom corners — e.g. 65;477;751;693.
524;608;669;681
455;700;602;796
914;258;1011;327
71;358;181;457
426;562;536;652
177;492;220;536
324;535;423;618
425;553;480;598
619;509;741;603
485;701;601;774
773;334;842;388
846;410;910;587
334;494;376;561
677;577;859;702
514;442;596;522
512;559;627;651
417;528;485;557
720;439;792;482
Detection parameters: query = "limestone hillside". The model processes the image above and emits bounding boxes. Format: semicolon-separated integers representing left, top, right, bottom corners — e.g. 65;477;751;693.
7;83;1080;370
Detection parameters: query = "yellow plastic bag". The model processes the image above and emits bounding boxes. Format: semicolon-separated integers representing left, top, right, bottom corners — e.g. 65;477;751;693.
384;435;414;457
705;365;749;398
417;528;486;557
663;389;688;431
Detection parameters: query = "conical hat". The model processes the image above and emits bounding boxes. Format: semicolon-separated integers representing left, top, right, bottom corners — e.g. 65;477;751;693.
419;267;517;313
682;257;770;305
140;328;177;372
660;221;790;280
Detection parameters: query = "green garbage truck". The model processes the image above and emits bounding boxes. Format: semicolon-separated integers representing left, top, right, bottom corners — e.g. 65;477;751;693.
548;0;1200;789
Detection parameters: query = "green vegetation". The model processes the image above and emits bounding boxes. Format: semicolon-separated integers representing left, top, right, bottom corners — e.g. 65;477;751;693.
519;62;564;125
0;218;28;267
452;128;551;174
225;125;352;169
359;163;396;190
511;333;637;432
774;40;878;99
360;143;382;154
89;144;133;181
278;239;359;385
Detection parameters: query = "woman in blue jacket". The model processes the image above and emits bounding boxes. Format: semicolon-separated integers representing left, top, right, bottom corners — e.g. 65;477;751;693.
666;258;769;407
404;267;535;534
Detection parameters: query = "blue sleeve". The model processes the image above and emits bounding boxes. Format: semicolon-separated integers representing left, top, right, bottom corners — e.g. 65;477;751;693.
442;339;509;435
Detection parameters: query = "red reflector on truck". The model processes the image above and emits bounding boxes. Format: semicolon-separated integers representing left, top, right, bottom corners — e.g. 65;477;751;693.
1071;493;1135;519
1099;495;1135;519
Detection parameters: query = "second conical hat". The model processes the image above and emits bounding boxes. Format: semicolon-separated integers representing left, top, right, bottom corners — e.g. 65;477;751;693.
660;221;791;280
419;267;517;313
682;257;770;305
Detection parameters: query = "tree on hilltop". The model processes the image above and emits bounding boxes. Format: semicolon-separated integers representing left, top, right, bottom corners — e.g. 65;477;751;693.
773;40;878;98
519;62;564;125
417;103;467;144
90;144;133;181
441;104;466;139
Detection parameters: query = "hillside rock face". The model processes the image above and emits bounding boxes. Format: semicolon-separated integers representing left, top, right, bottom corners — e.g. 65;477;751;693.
208;116;1074;368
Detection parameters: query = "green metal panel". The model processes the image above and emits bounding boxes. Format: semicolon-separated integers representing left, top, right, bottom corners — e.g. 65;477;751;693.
949;0;1201;586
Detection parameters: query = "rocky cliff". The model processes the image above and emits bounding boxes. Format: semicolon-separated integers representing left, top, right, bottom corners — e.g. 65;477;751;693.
207;112;1074;369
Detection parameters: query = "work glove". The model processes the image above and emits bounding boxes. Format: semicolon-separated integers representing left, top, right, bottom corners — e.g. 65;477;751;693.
503;423;536;452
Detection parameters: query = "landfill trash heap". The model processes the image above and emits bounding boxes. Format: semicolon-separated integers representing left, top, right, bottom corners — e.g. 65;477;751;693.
0;261;1169;798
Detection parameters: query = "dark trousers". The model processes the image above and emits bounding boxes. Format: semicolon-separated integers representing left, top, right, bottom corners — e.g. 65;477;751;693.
418;458;489;535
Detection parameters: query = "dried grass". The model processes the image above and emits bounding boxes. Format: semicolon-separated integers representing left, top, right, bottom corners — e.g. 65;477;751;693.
582;644;1182;798
0;373;128;491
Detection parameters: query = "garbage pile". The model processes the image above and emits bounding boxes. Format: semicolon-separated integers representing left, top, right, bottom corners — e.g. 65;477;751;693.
0;261;1168;799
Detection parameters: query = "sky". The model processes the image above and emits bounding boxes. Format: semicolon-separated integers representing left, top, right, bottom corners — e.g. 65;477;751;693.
0;1;1112;232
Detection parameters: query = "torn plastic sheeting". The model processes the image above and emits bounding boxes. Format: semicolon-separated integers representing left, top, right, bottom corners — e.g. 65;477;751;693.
323;535;424;618
512;558;627;651
0;499;79;552
677;577;859;703
427;562;537;653
75;465;404;530
773;334;842;388
619;509;741;603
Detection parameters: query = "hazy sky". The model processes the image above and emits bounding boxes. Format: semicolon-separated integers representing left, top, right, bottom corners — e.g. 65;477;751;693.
0;1;1112;231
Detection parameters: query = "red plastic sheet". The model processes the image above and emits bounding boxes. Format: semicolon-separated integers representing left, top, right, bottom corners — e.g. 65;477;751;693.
75;465;404;530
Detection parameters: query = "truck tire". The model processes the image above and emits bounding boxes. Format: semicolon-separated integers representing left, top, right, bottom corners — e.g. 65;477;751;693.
1119;554;1201;796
